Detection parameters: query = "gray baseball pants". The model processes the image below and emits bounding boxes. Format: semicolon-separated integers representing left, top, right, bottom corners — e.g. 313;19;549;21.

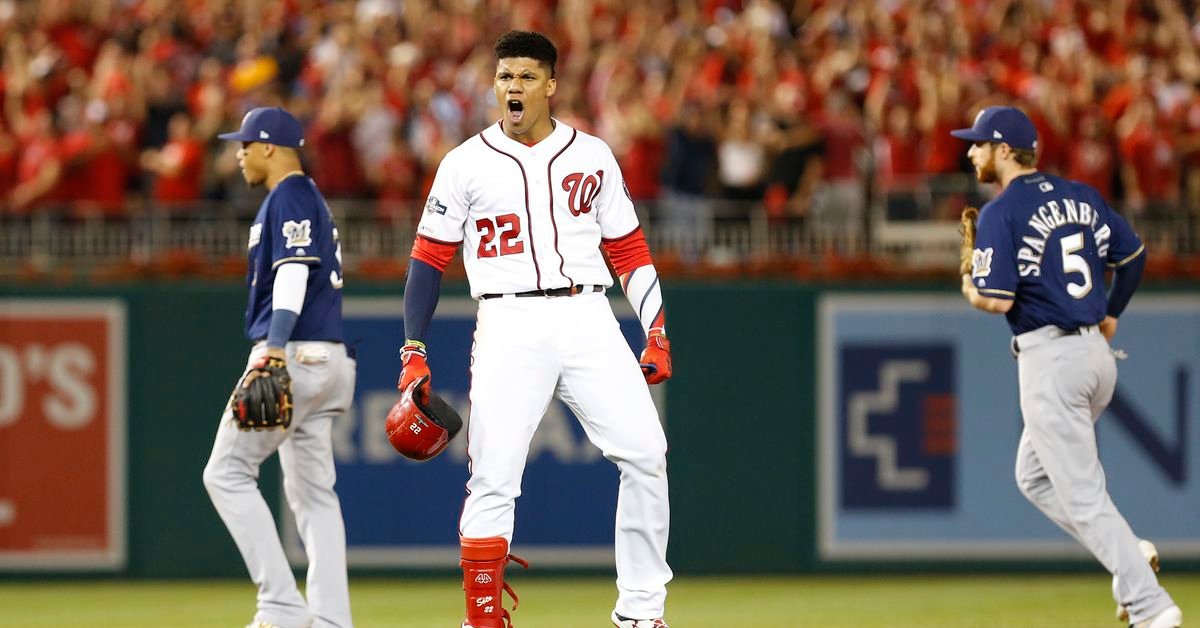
204;341;356;628
1012;325;1175;623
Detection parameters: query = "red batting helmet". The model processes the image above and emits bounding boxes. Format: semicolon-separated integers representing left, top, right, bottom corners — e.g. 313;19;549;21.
385;375;464;461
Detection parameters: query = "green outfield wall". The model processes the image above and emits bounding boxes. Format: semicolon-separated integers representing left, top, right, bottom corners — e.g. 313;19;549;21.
1;280;1197;577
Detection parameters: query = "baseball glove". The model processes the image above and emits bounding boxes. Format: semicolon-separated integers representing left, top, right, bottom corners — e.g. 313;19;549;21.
959;206;979;275
232;356;294;431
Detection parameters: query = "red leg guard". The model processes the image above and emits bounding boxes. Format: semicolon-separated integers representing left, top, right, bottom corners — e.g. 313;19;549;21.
461;537;529;628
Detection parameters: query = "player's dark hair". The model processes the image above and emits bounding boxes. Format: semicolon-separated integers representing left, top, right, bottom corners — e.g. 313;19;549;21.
1012;147;1038;167
494;30;557;78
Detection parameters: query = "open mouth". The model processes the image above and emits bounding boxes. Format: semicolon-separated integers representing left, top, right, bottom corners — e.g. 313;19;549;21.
507;100;524;124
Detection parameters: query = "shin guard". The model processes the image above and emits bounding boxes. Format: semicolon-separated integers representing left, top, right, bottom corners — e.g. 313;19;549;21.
460;536;529;628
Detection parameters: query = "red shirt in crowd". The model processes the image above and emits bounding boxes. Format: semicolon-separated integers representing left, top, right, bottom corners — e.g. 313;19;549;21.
0;127;16;205
376;148;420;221
308;123;366;198
1066;137;1114;199
1119;124;1179;202
815;114;862;181
154;137;204;204
875;131;925;188
925;117;964;174
621;135;664;200
15;133;62;212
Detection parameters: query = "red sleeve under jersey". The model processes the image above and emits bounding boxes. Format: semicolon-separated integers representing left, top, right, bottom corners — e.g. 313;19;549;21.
601;226;653;276
411;235;460;272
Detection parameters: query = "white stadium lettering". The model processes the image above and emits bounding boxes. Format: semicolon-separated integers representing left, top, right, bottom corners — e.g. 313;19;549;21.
846;360;932;491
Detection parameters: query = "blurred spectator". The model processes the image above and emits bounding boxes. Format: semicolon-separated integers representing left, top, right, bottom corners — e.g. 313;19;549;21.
810;90;867;238
0;121;16;210
308;94;367;199
9;109;63;214
873;103;926;220
716;98;769;201
60;99;135;217
620;103;665;202
1066;109;1116;199
1117;95;1180;218
141;112;204;208
368;126;421;223
763;100;822;222
660;102;717;259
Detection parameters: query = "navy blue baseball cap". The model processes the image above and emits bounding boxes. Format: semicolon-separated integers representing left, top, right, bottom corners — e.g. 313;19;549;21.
950;106;1038;150
218;107;305;148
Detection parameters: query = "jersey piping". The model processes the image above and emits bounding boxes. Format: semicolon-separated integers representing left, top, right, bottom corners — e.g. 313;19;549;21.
418;233;464;246
272;255;321;269
546;129;578;288
479;132;542;291
1108;244;1145;268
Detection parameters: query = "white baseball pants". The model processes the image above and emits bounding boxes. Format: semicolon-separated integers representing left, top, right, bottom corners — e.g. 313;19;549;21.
203;341;356;628
459;292;673;619
1013;327;1175;623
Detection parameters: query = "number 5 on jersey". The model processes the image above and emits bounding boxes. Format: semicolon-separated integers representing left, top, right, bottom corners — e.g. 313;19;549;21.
477;213;525;258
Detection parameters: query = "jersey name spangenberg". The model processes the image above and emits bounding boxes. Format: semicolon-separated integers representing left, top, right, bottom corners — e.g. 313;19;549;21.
1018;198;1110;277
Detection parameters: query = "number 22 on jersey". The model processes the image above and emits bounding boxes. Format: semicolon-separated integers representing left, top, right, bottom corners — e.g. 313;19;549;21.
476;213;525;258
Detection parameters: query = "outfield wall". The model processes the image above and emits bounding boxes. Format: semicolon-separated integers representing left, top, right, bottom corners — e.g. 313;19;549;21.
1;281;1197;577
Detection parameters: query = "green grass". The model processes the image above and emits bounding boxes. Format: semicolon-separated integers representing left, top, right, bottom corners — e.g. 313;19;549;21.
0;574;1195;626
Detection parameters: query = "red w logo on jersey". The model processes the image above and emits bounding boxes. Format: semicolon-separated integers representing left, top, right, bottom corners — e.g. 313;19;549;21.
562;170;605;216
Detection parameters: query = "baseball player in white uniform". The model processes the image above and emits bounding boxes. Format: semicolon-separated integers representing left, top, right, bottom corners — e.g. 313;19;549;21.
397;31;673;628
204;107;356;628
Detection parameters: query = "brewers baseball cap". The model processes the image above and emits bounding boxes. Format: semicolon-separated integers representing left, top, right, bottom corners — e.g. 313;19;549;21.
950;106;1037;150
218;107;305;148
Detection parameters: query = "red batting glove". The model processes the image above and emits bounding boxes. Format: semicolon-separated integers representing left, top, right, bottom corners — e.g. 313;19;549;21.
638;328;672;385
398;340;431;399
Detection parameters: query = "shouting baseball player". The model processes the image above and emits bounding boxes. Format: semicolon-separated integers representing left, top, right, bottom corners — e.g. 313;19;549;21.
396;31;672;628
953;106;1182;628
204;107;357;628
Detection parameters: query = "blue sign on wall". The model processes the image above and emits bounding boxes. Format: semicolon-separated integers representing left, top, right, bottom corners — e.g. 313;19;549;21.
839;344;956;510
284;296;658;568
819;294;1200;561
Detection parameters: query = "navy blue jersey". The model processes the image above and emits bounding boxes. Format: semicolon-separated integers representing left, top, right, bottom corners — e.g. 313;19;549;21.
244;175;345;342
971;172;1144;335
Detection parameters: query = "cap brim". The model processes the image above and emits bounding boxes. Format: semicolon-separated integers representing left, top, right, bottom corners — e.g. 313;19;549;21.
949;128;989;142
218;130;254;142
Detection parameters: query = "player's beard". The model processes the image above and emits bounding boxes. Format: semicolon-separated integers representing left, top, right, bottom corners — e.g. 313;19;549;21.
975;151;998;184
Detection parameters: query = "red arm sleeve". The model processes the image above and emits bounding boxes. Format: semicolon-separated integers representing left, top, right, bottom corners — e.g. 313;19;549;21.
601;226;653;276
411;235;460;272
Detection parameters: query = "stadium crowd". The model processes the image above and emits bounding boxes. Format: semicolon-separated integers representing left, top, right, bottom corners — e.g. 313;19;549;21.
2;0;1199;238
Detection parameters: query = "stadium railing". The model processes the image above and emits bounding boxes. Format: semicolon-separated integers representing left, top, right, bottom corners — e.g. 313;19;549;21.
1;186;1196;281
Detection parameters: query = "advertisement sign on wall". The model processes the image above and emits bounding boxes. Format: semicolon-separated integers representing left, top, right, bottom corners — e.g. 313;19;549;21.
819;294;1200;560
285;296;658;568
0;300;126;570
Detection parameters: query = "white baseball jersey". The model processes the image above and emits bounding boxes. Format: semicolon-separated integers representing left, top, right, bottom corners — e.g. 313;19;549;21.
417;120;639;297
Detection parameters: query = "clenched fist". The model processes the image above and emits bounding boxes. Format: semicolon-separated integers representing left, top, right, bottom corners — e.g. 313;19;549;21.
639;328;672;385
399;340;431;397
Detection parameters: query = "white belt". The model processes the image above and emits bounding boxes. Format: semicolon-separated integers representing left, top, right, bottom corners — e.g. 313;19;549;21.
1011;324;1100;355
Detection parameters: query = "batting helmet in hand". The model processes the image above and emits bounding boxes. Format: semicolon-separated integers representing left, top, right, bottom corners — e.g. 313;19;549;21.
386;375;463;461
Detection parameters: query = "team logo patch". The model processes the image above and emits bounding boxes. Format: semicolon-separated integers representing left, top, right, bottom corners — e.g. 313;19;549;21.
474;573;492;584
248;223;262;249
562;170;605;216
282;220;312;248
971;247;993;278
425;196;447;215
622;180;633;201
